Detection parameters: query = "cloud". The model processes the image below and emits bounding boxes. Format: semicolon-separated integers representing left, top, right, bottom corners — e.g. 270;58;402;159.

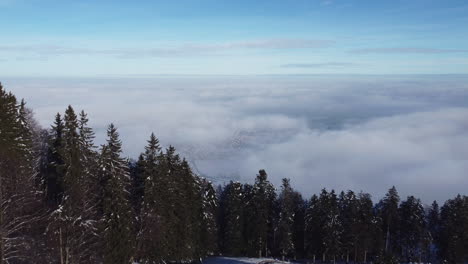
0;39;334;60
350;47;468;54
281;62;355;68
3;75;468;203
321;0;333;6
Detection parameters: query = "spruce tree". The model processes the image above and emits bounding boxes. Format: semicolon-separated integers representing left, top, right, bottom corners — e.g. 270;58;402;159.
0;84;46;263
356;192;375;263
44;113;65;206
427;201;440;262
339;190;359;263
322;190;342;264
252;169;276;257
398;196;426;263
277;178;295;260
291;191;305;259
138;133;164;262
438;195;468;263
200;178;219;256
219;181;245;256
48;106;98;263
99;124;134;264
305;194;322;261
377;186;400;257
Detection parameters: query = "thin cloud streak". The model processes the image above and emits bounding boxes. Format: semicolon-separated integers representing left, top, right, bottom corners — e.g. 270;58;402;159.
281;62;355;68
0;39;335;60
351;47;468;54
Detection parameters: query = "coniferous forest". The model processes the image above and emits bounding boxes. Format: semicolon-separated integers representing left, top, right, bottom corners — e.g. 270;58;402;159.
1;82;467;264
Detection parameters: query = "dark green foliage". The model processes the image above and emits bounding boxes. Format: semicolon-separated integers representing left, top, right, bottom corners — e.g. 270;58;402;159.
200;179;219;255
291;191;306;259
219;181;245;256
305;189;342;262
0;83;47;263
427;200;440;261
44;113;65;206
438;195;468;264
99;124;134;264
277;178;295;259
339;190;359;263
252;169;276;257
377;186;400;255
398;196;427;262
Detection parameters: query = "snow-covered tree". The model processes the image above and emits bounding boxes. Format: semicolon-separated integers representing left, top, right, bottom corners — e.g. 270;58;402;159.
277;178;295;260
98;124;134;264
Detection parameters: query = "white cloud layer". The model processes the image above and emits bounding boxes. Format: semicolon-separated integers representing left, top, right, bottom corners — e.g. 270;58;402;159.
0;39;334;60
3;75;468;203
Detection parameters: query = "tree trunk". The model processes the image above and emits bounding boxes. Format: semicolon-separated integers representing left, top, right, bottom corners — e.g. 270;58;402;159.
364;250;367;263
354;245;358;263
0;172;3;264
347;251;349;263
322;253;325;263
385;224;390;253
60;227;64;264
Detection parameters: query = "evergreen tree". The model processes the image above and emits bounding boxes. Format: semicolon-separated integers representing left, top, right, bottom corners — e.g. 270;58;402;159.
438;195;468;264
355;192;375;263
252;169;276;257
398;196;426;263
129;154;145;217
44;113;65;206
219;181;245;256
291;191;306;259
339;190;359;263
427;200;440;262
322;190;342;264
199;178;219;256
277;178;295;260
99;124;134;264
48;106;98;263
305;194;322;261
0;84;46;263
241;183;257;256
377;186;400;257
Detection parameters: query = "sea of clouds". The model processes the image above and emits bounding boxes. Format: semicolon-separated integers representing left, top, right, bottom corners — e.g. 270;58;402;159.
3;75;468;203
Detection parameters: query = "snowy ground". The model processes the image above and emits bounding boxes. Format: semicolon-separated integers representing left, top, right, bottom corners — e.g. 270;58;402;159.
202;257;294;264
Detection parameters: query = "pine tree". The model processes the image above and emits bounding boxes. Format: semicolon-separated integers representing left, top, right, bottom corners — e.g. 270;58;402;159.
377;186;400;257
0;84;46;263
199;179;219;256
427;201;440;262
44;113;65;206
219;181;245;256
241;183;256;256
48;106;99;263
355;192;375;263
398;196;426;262
305;194;321;261
438;195;468;264
99;124;134;264
322;190;342;264
252;169;276;257
291;191;305;259
277;178;295;260
339;190;359;263
138;133;163;262
129;154;145;217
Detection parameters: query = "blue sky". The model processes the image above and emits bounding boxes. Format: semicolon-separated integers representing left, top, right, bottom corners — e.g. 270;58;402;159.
1;0;468;76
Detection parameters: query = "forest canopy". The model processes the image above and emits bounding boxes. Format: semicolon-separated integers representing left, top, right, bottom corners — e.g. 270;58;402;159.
0;83;467;264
